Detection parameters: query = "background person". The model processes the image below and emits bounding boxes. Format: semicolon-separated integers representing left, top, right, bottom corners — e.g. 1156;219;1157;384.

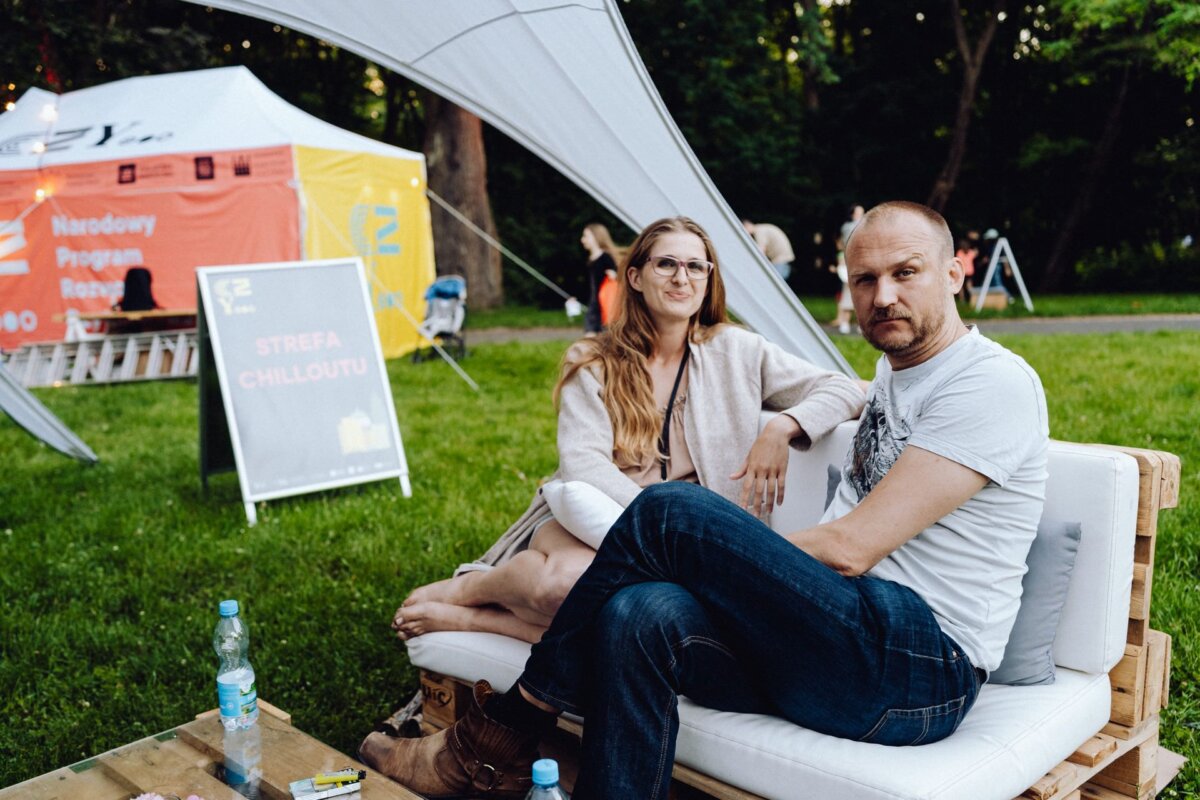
741;218;796;280
955;236;978;303
579;223;619;336
393;216;864;645
832;204;864;333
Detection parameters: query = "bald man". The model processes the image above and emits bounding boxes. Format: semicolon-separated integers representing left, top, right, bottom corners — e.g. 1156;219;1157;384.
362;201;1049;800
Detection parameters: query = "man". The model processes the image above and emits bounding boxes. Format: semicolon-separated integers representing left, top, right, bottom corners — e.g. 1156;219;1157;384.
742;218;796;280
361;202;1048;799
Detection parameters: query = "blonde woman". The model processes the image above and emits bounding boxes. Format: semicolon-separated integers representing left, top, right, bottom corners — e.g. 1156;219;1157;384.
394;217;864;643
580;223;620;335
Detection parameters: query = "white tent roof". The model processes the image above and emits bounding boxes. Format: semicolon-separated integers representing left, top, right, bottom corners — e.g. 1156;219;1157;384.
187;0;852;374
0;66;423;167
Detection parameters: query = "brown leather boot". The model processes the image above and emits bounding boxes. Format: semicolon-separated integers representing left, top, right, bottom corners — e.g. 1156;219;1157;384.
358;680;538;798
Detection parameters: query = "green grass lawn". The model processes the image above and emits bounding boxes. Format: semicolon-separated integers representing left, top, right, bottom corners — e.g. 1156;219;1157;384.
1;331;1197;794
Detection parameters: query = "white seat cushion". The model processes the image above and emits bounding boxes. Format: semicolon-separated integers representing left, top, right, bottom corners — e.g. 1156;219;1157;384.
407;631;1110;800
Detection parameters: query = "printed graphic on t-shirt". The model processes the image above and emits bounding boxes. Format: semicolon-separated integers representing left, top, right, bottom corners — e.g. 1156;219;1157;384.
849;391;909;500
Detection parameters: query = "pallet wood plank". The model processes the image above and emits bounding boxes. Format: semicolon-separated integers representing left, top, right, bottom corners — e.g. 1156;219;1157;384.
1109;645;1147;727
0;762;137;800
1080;782;1153;800
1128;564;1147;621
1090;734;1157;795
1068;735;1118;767
1099;716;1155;742
193;698;292;724
1160;632;1172;710
95;734;232;799
1143;630;1168;718
1022;762;1077;798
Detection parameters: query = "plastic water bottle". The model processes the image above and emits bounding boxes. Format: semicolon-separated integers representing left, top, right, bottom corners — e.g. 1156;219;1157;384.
213;599;259;731
223;723;262;799
525;759;570;799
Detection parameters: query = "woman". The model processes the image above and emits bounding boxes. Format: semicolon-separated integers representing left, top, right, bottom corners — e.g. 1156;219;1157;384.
394;217;864;643
580;223;619;336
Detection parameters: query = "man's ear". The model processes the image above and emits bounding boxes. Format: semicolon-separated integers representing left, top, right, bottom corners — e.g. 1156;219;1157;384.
947;256;965;294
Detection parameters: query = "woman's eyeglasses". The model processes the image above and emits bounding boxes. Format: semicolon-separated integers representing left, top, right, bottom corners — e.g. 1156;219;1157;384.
647;255;713;280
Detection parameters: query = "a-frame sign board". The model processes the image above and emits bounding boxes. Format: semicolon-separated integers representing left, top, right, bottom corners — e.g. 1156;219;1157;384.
198;258;411;525
974;237;1034;313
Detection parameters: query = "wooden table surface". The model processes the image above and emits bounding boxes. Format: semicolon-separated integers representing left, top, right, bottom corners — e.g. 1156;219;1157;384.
0;705;423;800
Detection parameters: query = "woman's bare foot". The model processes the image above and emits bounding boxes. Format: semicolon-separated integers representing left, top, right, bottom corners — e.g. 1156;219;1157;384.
393;602;547;644
402;574;474;607
394;601;487;639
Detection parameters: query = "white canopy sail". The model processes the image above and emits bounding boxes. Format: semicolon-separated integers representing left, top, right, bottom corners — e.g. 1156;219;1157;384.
185;0;853;374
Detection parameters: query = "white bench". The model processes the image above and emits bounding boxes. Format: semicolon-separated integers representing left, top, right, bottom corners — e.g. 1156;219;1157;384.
406;421;1179;799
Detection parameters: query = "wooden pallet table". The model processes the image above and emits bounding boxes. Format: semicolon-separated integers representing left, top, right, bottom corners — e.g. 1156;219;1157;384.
0;702;421;800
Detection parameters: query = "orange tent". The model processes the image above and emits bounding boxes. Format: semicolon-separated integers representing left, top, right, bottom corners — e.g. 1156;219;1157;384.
0;67;435;357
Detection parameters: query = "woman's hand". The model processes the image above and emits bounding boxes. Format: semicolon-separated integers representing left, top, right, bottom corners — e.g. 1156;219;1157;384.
730;414;801;519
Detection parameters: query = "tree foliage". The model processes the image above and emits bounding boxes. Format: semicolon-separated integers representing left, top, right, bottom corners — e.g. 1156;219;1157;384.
2;0;1197;301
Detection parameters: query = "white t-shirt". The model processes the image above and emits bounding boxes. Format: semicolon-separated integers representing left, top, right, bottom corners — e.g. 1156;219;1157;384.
822;327;1048;671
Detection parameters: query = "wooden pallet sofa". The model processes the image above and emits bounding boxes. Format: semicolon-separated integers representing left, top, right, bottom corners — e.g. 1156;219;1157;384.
404;420;1181;800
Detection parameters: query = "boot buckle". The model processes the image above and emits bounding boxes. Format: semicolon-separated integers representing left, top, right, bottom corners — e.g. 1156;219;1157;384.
469;762;501;791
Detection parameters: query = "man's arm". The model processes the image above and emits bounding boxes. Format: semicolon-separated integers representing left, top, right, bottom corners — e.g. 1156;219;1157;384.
787;445;988;576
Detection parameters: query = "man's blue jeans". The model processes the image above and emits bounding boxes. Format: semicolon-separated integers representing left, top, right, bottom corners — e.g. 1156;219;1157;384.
517;483;983;800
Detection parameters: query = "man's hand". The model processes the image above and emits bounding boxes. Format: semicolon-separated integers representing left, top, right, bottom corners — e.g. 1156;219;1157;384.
787;445;988;576
730;414;801;519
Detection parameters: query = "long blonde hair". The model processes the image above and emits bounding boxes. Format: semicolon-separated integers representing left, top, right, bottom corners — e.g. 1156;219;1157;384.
556;216;728;468
584;223;622;264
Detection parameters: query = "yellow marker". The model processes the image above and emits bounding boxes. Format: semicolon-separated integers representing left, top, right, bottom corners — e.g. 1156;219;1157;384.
313;770;364;786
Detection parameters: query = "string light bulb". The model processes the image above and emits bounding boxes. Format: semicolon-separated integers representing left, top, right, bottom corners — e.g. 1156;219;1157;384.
39;104;58;122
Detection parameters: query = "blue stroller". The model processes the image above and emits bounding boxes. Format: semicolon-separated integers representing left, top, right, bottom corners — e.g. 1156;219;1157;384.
412;274;467;362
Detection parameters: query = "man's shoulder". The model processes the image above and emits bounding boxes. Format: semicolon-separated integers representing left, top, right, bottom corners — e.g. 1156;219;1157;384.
952;332;1044;395
915;332;1048;435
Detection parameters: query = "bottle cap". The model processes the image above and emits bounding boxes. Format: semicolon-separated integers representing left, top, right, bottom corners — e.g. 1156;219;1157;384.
219;599;239;617
531;758;558;786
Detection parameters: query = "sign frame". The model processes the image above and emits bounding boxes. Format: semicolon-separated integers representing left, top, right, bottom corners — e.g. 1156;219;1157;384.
197;257;411;524
974;237;1034;313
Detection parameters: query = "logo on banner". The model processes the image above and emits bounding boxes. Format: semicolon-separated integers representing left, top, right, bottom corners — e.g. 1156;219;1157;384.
350;205;402;257
118;163;137;184
0;219;30;275
1;309;37;333
350;205;405;313
214;277;255;315
194;156;215;180
233;155;251;177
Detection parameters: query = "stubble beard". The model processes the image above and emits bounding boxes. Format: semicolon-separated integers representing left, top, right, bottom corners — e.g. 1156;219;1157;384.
863;306;943;358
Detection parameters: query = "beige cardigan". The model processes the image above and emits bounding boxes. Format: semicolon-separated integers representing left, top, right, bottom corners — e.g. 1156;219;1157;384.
469;325;864;568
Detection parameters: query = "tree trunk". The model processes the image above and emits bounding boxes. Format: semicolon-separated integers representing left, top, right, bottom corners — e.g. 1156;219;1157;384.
927;0;1005;212
423;93;503;309
1038;66;1131;292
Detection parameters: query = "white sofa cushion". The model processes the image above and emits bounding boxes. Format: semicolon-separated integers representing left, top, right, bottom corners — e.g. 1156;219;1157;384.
539;479;624;549
1044;443;1138;673
407;631;1110;800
